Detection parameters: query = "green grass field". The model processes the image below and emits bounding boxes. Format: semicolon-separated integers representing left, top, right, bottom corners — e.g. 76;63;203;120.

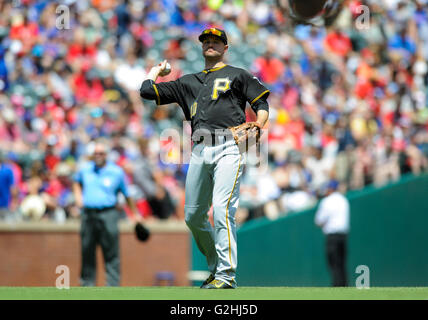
0;287;427;300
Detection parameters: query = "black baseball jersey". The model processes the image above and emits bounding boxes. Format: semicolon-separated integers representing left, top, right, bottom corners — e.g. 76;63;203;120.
140;64;269;139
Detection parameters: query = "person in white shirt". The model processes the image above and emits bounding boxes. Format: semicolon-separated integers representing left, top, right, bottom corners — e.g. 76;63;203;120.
314;180;350;286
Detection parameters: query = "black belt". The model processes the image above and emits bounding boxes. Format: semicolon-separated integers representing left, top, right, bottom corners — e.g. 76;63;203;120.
84;206;116;213
326;233;347;237
193;133;233;146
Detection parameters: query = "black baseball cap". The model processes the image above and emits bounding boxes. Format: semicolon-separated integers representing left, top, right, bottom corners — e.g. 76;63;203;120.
198;27;228;45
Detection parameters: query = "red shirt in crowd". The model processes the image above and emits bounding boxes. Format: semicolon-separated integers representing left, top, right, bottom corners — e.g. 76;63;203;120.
72;72;104;104
325;31;352;57
253;55;285;84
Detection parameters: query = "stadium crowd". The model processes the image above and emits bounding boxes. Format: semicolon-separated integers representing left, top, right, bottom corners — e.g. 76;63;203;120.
0;0;427;224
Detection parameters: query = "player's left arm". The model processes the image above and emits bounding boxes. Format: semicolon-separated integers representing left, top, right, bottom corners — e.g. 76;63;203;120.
255;109;269;128
246;98;269;139
240;71;270;128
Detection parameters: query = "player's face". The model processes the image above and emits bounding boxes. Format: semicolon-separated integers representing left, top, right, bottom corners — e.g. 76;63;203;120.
202;36;228;59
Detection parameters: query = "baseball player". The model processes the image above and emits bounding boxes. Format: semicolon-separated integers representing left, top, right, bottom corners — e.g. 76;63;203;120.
140;28;269;289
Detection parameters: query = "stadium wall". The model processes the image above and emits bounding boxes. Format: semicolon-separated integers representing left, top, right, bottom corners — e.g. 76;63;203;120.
0;221;190;287
191;173;428;286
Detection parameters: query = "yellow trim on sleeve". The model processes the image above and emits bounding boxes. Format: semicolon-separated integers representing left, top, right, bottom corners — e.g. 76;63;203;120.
250;89;269;105
225;154;242;269
153;83;160;105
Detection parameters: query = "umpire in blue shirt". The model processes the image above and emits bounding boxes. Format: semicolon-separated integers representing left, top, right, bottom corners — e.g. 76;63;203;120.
73;141;141;286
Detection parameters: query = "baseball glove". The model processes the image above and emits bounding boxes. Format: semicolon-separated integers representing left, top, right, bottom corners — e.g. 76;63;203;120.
135;222;150;242
277;0;343;28
229;122;261;153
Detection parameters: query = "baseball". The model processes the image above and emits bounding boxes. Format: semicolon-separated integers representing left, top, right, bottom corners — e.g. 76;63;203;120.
160;62;171;76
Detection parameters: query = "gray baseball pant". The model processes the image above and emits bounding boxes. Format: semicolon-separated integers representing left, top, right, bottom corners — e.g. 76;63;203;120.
184;137;243;287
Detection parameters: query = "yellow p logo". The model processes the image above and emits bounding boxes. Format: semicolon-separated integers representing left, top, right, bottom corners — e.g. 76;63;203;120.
212;78;231;100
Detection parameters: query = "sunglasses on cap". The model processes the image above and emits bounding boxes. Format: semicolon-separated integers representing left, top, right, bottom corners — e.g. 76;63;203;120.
199;28;228;45
202;28;222;37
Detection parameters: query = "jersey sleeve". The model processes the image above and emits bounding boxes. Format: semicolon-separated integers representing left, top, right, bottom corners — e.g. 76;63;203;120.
241;71;270;106
140;79;185;106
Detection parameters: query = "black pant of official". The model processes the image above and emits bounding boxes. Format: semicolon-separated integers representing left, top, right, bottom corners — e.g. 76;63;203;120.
80;208;120;286
326;233;348;287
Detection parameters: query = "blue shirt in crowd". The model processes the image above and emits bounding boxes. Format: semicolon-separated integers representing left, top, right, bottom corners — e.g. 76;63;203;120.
0;163;14;208
73;161;129;209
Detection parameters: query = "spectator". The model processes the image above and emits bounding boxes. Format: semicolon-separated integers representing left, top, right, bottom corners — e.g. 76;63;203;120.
304;146;335;196
388;26;417;63
324;27;352;58
114;0;131;41
351;138;375;189
373;132;401;186
251;49;286;86
274;151;316;214
0;151;18;221
131;137;176;220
